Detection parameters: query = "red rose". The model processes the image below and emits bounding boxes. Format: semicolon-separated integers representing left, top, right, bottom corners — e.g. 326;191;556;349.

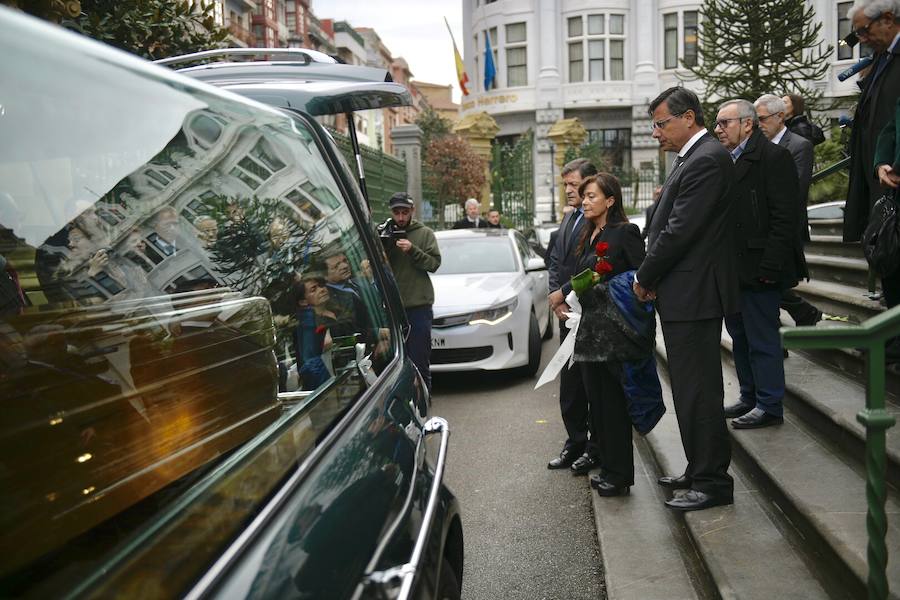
595;241;610;255
315;325;326;335
594;260;613;275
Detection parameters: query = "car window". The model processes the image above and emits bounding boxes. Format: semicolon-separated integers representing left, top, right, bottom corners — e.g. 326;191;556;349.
434;237;518;274
0;30;398;594
514;232;532;263
807;203;845;220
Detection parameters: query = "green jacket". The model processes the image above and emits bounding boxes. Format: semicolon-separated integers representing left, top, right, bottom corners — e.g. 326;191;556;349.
874;96;900;172
386;220;441;308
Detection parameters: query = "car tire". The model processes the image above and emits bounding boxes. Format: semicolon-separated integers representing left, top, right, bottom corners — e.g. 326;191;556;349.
436;557;461;600
517;312;542;377
541;308;554;340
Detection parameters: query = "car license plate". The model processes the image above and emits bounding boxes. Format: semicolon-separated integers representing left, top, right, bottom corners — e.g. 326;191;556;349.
431;337;446;349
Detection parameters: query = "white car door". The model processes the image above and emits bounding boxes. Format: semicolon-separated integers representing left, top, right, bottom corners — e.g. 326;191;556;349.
514;233;549;328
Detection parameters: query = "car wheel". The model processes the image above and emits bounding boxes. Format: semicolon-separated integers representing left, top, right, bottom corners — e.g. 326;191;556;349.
517;312;542;377
436;557;461;600
541;308;554;340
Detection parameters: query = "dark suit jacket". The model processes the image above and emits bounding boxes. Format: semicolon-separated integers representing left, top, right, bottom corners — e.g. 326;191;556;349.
874;95;900;171
548;210;587;294
845;43;900;241
564;222;645;295
731;129;801;289
636;132;739;322
452;217;487;229
778;129;814;237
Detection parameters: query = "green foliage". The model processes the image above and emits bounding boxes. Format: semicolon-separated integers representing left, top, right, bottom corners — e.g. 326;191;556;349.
415;107;452;160
424;135;486;228
809;127;850;204
75;0;228;60
684;0;834;118
563;142;637;186
490;131;535;229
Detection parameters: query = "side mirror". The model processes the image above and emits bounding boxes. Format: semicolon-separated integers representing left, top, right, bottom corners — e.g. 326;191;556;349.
525;256;546;272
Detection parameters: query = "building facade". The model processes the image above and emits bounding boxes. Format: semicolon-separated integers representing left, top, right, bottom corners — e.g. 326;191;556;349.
462;0;868;222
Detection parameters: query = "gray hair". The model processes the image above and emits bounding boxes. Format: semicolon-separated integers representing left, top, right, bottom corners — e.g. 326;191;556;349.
718;99;759;127
754;94;787;116
847;0;900;20
464;198;479;209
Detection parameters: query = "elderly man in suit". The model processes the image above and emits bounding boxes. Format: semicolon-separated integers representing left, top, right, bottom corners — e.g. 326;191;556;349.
715;99;800;429
754;93;823;328
844;1;900;318
633;87;739;511
546;158;600;475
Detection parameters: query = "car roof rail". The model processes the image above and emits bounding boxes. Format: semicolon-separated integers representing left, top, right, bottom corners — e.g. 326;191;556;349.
154;47;337;68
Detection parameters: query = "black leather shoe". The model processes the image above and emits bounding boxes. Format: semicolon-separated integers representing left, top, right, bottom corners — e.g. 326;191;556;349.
570;453;601;475
590;475;630;496
723;400;754;419
657;474;692;489
547;448;578;470
665;489;733;512
731;408;783;429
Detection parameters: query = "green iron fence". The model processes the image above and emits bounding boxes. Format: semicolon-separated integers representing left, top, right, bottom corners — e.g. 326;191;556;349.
327;127;407;224
491;131;534;230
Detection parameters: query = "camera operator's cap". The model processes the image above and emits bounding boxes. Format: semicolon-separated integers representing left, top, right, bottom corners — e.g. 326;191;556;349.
388;192;415;209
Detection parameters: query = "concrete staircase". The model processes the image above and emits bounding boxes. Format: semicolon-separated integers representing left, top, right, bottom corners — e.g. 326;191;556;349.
591;216;900;599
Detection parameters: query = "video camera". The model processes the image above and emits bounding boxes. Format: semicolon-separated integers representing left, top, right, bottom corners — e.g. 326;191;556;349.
376;218;407;248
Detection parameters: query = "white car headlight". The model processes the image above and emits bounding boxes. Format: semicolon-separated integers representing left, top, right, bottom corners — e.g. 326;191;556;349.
468;298;518;326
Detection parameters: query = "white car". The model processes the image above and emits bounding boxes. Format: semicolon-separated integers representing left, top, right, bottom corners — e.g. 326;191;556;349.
430;229;552;375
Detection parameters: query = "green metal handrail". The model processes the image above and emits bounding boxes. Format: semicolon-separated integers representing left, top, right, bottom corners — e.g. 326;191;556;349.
811;155;851;183
782;305;900;600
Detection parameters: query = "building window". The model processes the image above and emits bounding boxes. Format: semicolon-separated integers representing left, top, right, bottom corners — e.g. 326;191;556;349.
837;1;874;60
567;13;626;82
587;128;632;170
485;27;498;89
683;11;698;67
664;13;678;69
506;22;527;87
473;34;480;92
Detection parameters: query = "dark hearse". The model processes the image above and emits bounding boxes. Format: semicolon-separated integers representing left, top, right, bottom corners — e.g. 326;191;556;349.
0;7;462;599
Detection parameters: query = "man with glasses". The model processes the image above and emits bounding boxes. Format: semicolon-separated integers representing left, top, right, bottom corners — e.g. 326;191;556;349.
714;99;800;430
754;94;823;331
633;87;739;511
844;0;900;331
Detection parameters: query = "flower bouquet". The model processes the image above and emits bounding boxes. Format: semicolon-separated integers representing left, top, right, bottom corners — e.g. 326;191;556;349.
571;240;613;295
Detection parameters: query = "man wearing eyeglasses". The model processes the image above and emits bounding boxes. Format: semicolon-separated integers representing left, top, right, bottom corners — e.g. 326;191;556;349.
714;99;800;432
844;1;900;319
633;87;739;511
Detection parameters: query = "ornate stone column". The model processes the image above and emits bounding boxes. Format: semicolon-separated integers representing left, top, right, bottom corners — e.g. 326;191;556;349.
547;118;587;219
390;124;423;214
452;111;500;210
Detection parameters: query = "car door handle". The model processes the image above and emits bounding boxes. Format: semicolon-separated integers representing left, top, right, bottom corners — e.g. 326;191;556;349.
363;416;450;600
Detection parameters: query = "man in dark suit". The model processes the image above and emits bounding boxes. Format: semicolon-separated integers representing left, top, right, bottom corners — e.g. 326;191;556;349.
633;87;739;511
755;94;823;328
452;198;488;229
546;158;599;475
715;99;800;429
844;3;900;316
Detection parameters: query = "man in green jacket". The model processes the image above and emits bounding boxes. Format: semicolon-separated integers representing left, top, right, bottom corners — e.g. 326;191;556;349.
875;96;900;362
383;192;442;392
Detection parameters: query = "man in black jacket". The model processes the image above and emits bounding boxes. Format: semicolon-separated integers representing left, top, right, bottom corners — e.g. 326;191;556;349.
715;99;800;429
634;87;738;511
755;94;823;328
452;198;488;229
546;158;599;475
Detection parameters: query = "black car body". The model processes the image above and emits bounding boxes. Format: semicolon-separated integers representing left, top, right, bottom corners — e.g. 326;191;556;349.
0;8;461;599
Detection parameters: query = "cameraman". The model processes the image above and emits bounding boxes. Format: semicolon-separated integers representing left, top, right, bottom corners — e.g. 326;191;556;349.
381;192;442;392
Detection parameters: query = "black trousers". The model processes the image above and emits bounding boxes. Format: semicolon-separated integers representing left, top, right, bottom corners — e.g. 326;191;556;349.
780;288;820;325
661;318;733;499
580;361;633;486
558;319;598;456
883;269;900;309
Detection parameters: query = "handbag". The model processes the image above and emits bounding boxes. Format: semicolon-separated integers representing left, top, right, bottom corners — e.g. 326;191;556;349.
862;190;900;277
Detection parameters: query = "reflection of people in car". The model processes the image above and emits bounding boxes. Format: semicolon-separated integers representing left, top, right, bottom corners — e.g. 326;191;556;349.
293;275;334;390
194;216;218;248
149;206;182;256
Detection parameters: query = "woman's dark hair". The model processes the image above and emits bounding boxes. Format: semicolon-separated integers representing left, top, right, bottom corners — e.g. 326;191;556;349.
575;173;628;255
786;93;806;117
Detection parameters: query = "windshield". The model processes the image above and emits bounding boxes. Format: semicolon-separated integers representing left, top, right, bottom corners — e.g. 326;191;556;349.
435;237;518;274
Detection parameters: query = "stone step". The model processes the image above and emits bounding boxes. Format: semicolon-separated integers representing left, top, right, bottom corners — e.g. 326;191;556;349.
653;332;900;599
791;278;884;325
809;218;843;237
806;235;863;258
805;254;871;288
627;347;834;599
721;328;900;485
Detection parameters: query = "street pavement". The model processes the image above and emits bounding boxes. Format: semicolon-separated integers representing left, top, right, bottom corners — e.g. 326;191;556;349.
431;327;605;600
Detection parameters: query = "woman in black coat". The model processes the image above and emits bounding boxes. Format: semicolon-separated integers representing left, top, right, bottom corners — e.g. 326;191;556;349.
572;173;645;496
